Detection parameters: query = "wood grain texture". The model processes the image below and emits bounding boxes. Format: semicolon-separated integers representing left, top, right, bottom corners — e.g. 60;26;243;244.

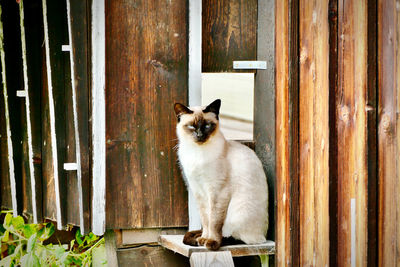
275;0;291;266
20;0;43;223
1;0;24;215
105;0;188;228
202;0;257;72
66;0;91;233
378;0;400;266
42;0;68;226
190;251;234;267
299;0;330;266
336;0;368;266
276;0;300;265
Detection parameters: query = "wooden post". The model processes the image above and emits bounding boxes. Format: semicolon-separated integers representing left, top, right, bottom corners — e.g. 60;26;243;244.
336;0;368;266
378;0;400;266
299;0;330;266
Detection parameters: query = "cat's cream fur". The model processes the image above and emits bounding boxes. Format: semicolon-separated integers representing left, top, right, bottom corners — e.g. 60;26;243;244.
175;100;268;250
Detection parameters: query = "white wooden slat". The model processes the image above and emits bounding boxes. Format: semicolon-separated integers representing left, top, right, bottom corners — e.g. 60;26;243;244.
91;0;106;236
16;90;27;97
188;0;202;231
0;5;18;217
42;0;63;230
61;44;71;51
19;0;38;223
190;251;234;267
66;0;85;234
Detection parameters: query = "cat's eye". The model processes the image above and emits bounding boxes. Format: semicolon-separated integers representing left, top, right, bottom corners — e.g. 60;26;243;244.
205;124;211;129
187;125;195;130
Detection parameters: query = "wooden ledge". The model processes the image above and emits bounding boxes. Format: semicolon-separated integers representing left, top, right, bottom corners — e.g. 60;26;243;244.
159;235;275;257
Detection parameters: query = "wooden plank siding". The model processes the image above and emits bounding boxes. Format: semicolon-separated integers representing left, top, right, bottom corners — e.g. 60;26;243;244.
336;1;368;266
66;0;91;234
299;0;330;266
19;0;43;223
378;0;400;266
275;0;300;265
202;0;257;72
42;0;69;228
105;0;189;228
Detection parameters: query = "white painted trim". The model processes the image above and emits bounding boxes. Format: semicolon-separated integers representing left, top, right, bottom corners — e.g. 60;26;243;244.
0;5;17;217
19;0;38;223
188;0;202;230
66;0;85;234
63;162;77;171
233;61;267;70
91;0;106;236
61;44;71;52
42;0;63;230
188;0;202;107
16;90;27;97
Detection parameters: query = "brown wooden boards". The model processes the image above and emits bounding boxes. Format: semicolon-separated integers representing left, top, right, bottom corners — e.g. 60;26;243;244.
202;0;257;72
66;0;91;234
275;0;300;266
299;0;330;266
105;0;188;228
378;0;400;266
42;0;68;228
336;0;368;266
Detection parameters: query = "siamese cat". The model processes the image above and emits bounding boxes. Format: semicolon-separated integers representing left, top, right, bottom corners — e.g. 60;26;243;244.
174;99;268;251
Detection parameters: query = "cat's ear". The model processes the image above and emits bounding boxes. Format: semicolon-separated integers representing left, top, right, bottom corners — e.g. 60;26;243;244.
174;103;193;121
203;99;221;118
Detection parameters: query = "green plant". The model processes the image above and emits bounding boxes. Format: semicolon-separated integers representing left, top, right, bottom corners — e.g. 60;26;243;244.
0;211;105;267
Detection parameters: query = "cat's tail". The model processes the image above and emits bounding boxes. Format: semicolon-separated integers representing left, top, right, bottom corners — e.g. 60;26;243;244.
183;230;202;246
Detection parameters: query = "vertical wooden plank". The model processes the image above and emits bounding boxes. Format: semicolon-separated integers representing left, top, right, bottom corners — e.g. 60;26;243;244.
378;0;400;266
255;0;275;241
275;0;291;265
0;3;18;216
21;0;43;223
336;0;368;266
66;0;91;234
91;0;106;236
105;0;188;228
299;0;330;266
202;0;257;72
19;0;42;223
276;0;300;265
42;0;68;229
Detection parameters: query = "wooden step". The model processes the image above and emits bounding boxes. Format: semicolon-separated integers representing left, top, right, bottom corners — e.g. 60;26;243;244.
158;234;275;257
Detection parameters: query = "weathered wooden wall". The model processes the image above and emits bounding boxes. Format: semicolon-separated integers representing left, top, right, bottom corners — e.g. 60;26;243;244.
378;0;400;266
202;0;257;72
276;0;400;266
105;0;189;229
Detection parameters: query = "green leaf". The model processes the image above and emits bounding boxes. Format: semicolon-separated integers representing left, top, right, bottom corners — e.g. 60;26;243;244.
11;216;25;230
54;246;65;259
3;213;12;228
23;224;37;239
27;233;37;253
37;223;55;241
21;252;40;267
75;230;83;246
0;254;13;267
1;230;9;242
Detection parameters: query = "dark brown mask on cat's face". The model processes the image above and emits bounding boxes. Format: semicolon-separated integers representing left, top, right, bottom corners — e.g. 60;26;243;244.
174;99;221;144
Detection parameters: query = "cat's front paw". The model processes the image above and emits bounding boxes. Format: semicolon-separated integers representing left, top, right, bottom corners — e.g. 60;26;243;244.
205;239;221;251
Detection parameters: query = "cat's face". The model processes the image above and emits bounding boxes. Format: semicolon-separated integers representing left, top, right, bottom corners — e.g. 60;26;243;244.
174;99;221;144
